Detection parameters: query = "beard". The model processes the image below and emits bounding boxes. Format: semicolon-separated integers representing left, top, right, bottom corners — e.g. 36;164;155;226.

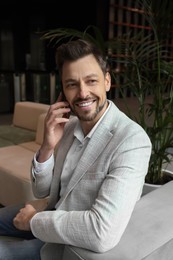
70;98;107;122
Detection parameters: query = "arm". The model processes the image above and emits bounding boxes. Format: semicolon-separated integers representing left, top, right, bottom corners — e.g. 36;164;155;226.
37;97;70;163
31;97;71;198
30;130;151;253
31;153;55;198
14;98;71;230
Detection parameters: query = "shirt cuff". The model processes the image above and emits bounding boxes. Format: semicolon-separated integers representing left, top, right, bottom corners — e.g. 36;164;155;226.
33;151;54;173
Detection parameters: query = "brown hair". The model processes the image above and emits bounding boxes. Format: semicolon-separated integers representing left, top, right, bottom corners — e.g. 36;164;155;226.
56;39;107;77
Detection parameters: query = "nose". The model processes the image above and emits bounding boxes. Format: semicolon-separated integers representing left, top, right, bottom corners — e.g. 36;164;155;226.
78;82;89;99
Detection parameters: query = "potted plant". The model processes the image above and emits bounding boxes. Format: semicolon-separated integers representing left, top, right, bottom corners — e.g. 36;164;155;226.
107;0;173;189
40;0;173;190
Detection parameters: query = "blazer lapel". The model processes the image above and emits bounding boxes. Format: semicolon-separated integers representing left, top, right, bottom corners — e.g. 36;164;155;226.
48;120;76;208
67;101;119;187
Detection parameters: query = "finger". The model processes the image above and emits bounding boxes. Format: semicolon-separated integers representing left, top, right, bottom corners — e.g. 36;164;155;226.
48;107;71;121
48;101;69;114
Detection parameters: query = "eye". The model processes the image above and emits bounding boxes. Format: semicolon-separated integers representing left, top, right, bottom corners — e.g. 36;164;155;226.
88;79;97;85
66;82;77;88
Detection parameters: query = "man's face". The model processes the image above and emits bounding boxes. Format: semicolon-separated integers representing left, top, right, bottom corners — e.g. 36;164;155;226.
61;54;111;123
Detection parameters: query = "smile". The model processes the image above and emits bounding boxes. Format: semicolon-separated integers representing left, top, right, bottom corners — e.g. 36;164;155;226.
76;100;96;107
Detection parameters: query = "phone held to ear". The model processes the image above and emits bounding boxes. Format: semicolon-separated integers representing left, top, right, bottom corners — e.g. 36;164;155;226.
63;110;70;119
61;91;67;102
60;91;71;119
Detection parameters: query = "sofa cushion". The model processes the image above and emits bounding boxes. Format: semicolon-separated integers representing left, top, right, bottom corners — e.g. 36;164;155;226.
35;113;46;145
0;136;14;147
0;145;36;206
0;125;35;147
18;113;47;152
18;141;41;153
13;101;49;131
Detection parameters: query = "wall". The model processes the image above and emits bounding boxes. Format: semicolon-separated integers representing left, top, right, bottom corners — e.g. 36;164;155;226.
0;0;109;112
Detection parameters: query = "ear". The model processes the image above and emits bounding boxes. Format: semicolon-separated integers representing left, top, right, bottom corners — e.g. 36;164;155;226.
105;72;111;92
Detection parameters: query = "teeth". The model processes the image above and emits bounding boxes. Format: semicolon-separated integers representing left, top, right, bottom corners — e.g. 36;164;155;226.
78;102;93;107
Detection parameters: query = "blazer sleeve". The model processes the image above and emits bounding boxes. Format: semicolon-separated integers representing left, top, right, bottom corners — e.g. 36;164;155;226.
30;154;54;198
30;128;151;253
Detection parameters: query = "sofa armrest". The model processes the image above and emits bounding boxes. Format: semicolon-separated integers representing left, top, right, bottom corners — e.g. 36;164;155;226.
35;113;47;145
62;181;173;260
13;101;49;131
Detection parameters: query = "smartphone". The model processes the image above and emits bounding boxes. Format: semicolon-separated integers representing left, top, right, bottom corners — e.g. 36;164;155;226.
61;89;67;102
60;90;71;119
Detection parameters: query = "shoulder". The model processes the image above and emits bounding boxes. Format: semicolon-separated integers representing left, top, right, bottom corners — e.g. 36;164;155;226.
106;101;151;146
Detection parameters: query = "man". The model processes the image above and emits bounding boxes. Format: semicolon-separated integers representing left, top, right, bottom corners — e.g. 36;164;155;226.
0;39;151;259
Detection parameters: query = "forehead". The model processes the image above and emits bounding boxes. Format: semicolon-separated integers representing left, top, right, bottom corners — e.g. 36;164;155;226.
61;54;102;79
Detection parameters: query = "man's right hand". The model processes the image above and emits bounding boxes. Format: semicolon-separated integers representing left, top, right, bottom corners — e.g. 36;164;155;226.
37;96;71;163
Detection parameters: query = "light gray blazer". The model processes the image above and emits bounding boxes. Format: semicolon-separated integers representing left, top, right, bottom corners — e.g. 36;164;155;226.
30;100;151;258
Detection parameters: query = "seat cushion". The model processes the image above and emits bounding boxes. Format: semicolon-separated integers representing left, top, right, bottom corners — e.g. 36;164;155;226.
19;141;41;153
0;125;35;146
0;136;14;148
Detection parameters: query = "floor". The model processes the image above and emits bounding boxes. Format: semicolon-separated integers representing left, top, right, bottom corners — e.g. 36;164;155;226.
0;113;13;125
0;113;13;207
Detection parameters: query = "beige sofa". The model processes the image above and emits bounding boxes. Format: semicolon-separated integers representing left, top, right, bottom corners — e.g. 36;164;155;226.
60;181;173;260
0;101;49;148
0;101;49;206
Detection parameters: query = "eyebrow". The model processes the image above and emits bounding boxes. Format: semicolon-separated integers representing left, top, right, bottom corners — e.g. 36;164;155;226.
64;73;98;83
85;73;98;78
64;78;75;83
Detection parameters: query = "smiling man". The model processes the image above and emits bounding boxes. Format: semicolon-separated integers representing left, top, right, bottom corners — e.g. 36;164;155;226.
0;39;152;260
61;53;111;134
